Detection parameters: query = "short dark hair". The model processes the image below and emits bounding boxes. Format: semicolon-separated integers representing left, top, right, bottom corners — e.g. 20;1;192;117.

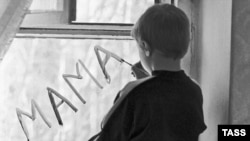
131;4;190;59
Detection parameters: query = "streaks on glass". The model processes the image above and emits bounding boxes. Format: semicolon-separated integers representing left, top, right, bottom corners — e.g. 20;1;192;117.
63;62;86;104
78;59;103;89
94;45;134;83
94;45;111;83
15;45;133;140
47;87;78;126
16;99;52;141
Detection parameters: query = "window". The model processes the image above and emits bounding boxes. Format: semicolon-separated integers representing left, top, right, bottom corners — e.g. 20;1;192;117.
18;0;174;39
0;0;196;141
0;38;139;141
22;0;68;27
73;0;154;23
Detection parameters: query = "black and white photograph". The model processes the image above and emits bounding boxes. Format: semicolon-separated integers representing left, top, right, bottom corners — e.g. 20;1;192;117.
0;0;249;141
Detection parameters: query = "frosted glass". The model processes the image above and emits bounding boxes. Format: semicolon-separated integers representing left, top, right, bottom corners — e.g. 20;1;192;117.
0;38;139;141
0;37;191;141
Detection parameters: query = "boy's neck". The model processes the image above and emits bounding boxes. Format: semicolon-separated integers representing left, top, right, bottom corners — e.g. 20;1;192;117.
150;52;181;73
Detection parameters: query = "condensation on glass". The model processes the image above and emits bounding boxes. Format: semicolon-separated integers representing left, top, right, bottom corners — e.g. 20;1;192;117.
0;0;193;140
0;38;192;141
0;38;139;141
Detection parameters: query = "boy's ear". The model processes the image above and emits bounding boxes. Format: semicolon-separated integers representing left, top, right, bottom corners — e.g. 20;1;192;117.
141;41;151;56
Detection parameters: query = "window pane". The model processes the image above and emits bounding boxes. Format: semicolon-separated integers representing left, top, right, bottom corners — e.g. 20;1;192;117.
21;0;67;27
0;38;138;141
0;37;191;141
74;0;154;23
29;0;64;11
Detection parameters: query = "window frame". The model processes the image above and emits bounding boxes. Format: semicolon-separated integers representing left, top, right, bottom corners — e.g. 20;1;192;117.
17;0;176;39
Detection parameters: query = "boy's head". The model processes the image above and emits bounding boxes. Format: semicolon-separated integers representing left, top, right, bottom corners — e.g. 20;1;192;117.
131;4;190;61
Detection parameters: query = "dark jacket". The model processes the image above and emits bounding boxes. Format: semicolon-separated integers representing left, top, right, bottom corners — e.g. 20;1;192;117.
90;70;206;141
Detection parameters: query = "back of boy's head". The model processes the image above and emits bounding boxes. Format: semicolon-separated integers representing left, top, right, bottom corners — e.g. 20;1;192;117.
131;4;190;60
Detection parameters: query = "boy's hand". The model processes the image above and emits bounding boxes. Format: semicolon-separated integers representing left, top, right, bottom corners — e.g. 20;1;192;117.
131;61;149;79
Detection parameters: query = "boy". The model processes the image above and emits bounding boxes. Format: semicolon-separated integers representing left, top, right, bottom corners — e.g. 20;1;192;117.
89;3;206;141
